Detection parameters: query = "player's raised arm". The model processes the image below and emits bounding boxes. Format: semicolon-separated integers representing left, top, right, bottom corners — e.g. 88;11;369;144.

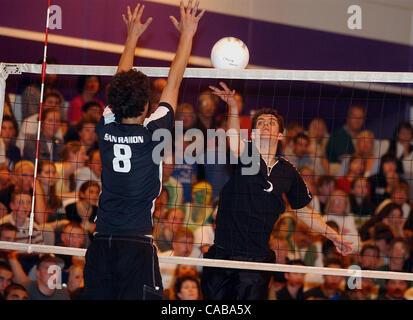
117;4;152;74
209;82;245;157
159;0;205;112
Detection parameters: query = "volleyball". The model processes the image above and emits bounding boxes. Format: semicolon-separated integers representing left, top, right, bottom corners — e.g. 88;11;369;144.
210;37;249;69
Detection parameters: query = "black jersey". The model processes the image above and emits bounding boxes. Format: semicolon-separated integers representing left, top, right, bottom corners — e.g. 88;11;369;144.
214;141;312;257
95;102;174;236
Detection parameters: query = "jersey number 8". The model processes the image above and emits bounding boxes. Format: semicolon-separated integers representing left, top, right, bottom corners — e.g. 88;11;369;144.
113;144;132;173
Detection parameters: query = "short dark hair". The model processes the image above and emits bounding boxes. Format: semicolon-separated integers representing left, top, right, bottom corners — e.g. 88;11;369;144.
348;105;366;116
36;254;64;269
81;101;102;113
174;275;201;300
4;283;28;299
77;115;98;131
0;261;12;273
294;132;309;144
317;175;336;188
79;180;100;194
288;259;305;266
394;122;413;138
40;107;60;123
44;90;63;106
107;69;150;119
325;257;344;268
251;108;285;133
0;223;18;235
374;223;394;244
77;75;102;94
10;191;31;204
360;244;380;257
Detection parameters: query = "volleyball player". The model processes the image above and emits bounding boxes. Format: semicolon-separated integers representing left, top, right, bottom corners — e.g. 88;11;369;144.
83;1;205;300
201;82;354;300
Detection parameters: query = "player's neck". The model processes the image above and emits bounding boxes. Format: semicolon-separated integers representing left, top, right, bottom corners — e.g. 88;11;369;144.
122;115;145;124
258;139;278;166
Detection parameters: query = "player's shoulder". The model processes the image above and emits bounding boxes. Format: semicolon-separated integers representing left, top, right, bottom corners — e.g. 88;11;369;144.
278;156;296;168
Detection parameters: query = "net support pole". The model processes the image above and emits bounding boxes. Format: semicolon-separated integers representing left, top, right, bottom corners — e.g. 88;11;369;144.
0;63;9;135
29;0;52;239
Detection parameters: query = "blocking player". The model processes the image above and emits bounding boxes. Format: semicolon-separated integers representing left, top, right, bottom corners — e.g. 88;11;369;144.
83;1;205;300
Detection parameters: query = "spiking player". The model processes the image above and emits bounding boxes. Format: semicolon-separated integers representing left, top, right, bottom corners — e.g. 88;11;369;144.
202;82;354;300
83;1;205;300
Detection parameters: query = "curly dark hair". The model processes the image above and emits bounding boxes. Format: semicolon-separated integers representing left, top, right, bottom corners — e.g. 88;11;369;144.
106;70;150;120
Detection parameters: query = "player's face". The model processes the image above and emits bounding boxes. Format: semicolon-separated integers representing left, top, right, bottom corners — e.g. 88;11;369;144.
254;114;281;141
5;288;29;300
177;280;199;300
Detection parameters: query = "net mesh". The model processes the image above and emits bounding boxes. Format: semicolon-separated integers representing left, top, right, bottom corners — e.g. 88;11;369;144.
1;63;413;300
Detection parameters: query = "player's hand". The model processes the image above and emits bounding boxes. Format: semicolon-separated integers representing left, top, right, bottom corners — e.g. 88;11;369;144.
329;234;354;256
209;82;237;109
122;3;153;39
170;0;205;37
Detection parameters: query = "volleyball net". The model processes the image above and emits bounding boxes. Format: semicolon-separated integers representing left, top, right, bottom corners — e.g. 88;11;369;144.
1;63;413;298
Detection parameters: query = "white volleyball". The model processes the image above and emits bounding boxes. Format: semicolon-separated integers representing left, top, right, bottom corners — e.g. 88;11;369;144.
210;37;249;69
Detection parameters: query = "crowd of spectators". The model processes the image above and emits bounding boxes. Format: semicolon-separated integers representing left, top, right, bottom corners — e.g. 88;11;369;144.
0;69;412;300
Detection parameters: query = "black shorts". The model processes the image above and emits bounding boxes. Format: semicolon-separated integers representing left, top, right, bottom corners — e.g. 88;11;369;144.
83;234;163;300
201;245;275;300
